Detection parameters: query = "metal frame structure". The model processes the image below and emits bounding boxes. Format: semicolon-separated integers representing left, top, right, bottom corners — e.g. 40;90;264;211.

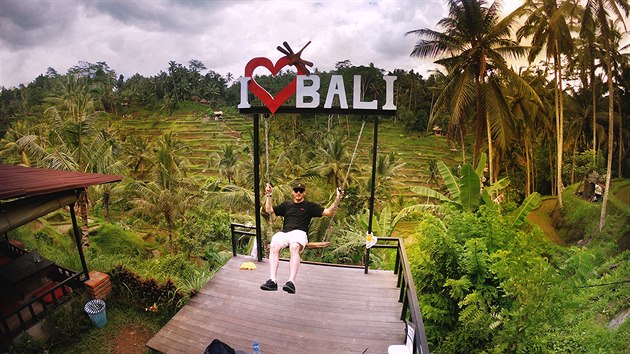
237;106;431;352
238;106;395;263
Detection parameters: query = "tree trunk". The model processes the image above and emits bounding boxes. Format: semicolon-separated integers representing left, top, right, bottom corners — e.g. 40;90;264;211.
591;62;597;161
78;190;90;248
618;103;623;178
475;79;491;182
486;112;494;184
555;51;564;207
533;146;538;194
427;92;435;134
571;143;577;184
549;153;555;196
104;190;111;222
525;136;531;196
600;54;615;231
460;126;466;164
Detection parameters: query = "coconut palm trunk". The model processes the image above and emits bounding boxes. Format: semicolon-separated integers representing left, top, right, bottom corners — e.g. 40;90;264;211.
592;64;598;161
590;0;630;230
618;99;623;178
600;52;615;231
555;49;565;207
78;190;90;248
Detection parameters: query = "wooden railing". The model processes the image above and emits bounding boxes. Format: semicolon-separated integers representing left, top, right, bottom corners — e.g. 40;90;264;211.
0;264;81;339
0;242;83;340
4;241;27;257
228;225;431;353
366;237;430;354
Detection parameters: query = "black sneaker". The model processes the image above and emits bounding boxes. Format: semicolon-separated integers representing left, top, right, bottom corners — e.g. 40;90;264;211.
260;279;277;291
282;281;296;294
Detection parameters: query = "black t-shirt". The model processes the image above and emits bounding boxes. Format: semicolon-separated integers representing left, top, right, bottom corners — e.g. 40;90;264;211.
274;200;325;233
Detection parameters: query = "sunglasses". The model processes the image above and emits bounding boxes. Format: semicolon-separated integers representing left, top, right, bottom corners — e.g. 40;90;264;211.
293;188;305;193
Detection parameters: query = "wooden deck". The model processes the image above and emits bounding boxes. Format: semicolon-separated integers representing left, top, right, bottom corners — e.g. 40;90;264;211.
147;255;405;353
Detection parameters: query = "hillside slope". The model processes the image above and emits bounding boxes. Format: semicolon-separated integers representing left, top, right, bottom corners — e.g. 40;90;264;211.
112;104;463;193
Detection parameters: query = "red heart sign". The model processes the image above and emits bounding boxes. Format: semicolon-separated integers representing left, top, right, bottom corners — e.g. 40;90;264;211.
245;57;306;115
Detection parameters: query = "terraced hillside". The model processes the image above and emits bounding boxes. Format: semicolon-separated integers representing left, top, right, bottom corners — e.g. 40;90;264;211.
112;107;463;194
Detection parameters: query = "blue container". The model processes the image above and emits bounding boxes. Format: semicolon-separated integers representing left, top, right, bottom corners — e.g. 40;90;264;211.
84;299;107;328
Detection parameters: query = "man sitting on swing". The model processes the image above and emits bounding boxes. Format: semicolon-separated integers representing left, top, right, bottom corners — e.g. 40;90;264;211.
260;181;343;294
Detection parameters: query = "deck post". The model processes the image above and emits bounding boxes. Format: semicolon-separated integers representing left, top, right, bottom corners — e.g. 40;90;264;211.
69;201;89;280
365;115;379;274
252;114;263;262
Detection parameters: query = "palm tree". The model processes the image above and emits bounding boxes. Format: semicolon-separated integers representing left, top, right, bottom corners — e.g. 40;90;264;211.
14;75;121;246
373;151;406;205
585;0;630;229
407;0;538;184
315;134;350;188
129;132;193;252
155;131;190;190
575;21;603;162
88;130;126;221
517;0;577;207
276;141;315;181
128;180;193;252
506;68;554;196
214;143;239;184
124;136;154;180
0;121;33;166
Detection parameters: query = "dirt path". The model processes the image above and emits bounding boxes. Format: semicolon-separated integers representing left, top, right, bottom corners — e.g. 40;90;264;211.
107;324;154;354
527;198;564;245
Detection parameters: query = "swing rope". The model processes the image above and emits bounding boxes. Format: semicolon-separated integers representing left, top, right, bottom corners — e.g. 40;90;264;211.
260;118;365;247
323;119;366;241
342;120;366;191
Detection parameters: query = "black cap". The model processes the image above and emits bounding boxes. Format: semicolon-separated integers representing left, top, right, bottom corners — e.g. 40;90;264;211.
291;181;306;190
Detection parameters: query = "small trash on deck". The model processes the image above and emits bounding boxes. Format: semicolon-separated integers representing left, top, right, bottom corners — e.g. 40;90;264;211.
239;262;257;270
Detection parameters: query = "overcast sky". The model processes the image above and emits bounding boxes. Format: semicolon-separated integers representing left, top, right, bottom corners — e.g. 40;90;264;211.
0;0;526;89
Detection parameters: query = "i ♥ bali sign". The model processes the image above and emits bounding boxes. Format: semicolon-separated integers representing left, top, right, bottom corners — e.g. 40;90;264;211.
237;41;397;115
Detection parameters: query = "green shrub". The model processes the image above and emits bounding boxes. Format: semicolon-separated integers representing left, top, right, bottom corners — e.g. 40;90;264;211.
6;333;46;354
33;231;53;245
108;265;190;320
44;293;92;349
154;253;196;280
409;208;567;352
91;223;147;258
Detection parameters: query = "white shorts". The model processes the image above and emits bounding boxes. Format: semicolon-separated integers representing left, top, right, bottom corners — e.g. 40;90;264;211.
270;230;308;252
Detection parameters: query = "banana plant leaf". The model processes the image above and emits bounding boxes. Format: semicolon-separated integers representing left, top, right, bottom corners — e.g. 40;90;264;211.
475;152;487;177
438;160;461;201
459;164;480;211
511;192;542;227
409;186;450;201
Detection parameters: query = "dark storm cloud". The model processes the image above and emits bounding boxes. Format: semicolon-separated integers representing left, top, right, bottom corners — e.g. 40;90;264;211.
0;0;77;49
84;0;223;33
1;0;470;88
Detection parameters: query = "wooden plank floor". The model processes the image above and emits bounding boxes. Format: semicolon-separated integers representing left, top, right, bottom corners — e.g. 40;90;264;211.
147;255;405;353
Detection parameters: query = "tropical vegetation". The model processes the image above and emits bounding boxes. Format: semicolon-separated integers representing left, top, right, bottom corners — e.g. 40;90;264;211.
0;0;629;352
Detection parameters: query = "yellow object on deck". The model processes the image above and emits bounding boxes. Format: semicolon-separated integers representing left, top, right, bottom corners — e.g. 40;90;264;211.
239;261;257;270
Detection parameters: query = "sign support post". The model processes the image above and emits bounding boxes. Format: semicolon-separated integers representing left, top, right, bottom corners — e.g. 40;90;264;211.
252;114;263;262
365;115;379;273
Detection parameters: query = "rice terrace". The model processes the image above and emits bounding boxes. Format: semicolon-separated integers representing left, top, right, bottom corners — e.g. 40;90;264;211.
0;0;629;353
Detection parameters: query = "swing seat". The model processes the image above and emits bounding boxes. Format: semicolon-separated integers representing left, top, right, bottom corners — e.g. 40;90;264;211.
305;242;331;249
